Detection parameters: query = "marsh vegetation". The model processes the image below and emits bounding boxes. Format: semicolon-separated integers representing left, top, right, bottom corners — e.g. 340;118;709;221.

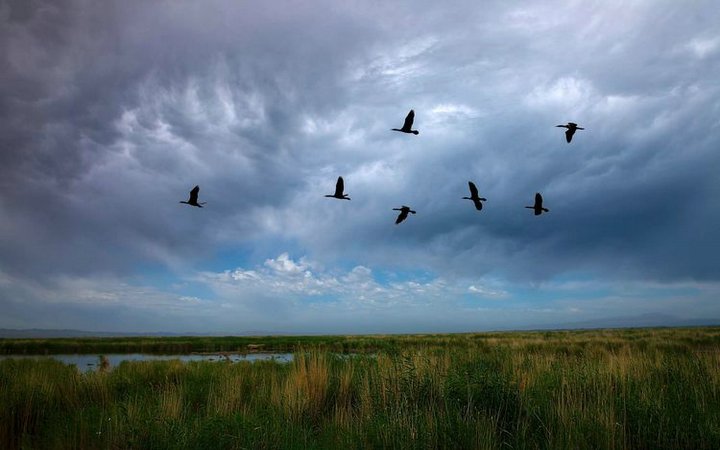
1;327;719;449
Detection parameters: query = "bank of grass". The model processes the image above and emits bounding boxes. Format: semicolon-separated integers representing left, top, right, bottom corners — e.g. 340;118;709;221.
1;327;719;449
3;326;720;355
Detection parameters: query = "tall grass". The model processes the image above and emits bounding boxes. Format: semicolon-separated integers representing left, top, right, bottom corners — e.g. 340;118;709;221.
1;327;719;448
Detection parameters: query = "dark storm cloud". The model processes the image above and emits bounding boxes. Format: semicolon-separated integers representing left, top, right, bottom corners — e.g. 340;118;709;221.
268;1;720;283
0;0;386;278
1;0;719;331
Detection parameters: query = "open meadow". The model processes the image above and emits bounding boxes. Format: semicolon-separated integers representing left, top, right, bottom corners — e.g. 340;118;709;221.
1;327;719;449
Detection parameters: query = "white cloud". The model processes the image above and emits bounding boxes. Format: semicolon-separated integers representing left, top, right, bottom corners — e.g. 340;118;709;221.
467;284;509;299
425;103;480;129
686;36;720;59
199;253;510;308
350;36;439;84
264;253;311;275
525;76;596;109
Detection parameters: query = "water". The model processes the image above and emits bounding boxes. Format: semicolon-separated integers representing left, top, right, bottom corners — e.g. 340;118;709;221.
0;352;294;372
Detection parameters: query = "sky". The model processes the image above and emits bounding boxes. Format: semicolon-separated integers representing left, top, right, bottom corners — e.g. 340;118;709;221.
1;0;719;334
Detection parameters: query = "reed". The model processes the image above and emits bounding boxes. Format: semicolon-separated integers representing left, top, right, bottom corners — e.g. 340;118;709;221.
0;327;719;448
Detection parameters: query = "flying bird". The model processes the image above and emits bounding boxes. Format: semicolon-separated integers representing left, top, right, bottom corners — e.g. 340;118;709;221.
324;176;350;200
391;109;419;135
462;181;487;211
393;205;416;224
179;185;206;208
525;192;549;215
556;122;584;143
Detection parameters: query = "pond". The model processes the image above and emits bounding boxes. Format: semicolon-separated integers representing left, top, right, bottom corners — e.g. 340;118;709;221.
0;352;294;372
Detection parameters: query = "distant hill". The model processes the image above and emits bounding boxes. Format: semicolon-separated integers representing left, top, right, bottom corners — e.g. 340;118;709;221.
1;315;718;339
542;313;720;331
0;328;286;338
0;329;163;338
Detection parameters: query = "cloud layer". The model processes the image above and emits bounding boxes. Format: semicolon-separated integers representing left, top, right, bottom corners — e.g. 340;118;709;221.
1;0;719;332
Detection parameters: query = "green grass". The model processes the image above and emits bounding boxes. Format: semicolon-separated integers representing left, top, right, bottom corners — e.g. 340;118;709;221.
3;326;720;355
1;327;719;449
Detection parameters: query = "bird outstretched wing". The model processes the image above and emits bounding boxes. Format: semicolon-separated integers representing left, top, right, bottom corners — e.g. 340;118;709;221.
403;110;415;131
535;193;543;207
468;181;478;198
335;177;344;196
565;129;574;143
189;185;200;203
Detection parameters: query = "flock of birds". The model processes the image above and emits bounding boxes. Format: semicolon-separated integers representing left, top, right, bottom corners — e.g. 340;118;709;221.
180;110;583;224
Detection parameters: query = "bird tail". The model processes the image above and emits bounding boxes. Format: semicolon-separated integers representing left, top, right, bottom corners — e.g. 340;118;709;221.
412;130;419;135
542;208;549;212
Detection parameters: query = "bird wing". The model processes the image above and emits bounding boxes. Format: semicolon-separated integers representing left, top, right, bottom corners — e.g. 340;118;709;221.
395;210;408;224
565;128;575;143
335;177;344;196
468;181;478;198
403;110;415;130
189;185;200;203
473;200;483;210
535;193;543;208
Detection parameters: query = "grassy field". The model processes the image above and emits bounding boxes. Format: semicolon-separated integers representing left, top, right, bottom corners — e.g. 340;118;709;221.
1;327;719;449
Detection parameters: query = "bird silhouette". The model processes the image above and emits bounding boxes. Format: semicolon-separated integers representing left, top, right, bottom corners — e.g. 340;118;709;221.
462;181;487;211
392;205;416;224
525;192;549;215
556;122;584;143
391;110;419;135
324;176;350;200
179;185;206;208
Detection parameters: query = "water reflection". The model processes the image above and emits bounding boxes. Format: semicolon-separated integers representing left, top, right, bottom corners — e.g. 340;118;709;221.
0;352;294;372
